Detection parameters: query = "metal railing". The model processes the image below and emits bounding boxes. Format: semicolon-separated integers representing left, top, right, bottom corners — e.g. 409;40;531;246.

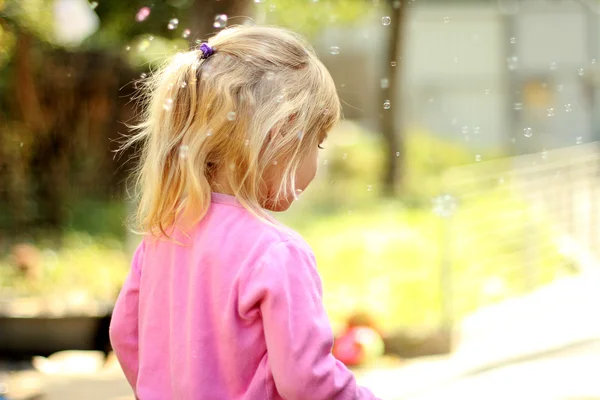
438;142;600;331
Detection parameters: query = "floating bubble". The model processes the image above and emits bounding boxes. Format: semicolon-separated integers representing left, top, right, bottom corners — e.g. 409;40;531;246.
578;68;585;76
330;46;340;55
550;61;558;71
380;78;389;89
390;61;396;67
461;126;469;135
514;102;523;110
269;4;276;11
432;194;457;218
473;126;481;135
506;55;519;71
206;130;212;136
244;139;250;146
265;71;275;80
367;185;373;192
541;149;548;159
148;36;154;41
181;81;188;88
547;108;555;117
213;14;228;28
509;37;516;44
444;17;450;23
576;136;583;144
254;0;265;2
226;111;236;121
484;89;490;95
179;145;189;158
382;16;391;26
140;72;147;79
453;56;459;63
168;18;179;30
135;7;151;22
557;84;564;92
125;46;131;51
524;127;533;137
383;100;391;110
182;28;191;38
475;154;482;162
163;98;173;111
395;151;400;157
90;1;98;10
565;103;572;112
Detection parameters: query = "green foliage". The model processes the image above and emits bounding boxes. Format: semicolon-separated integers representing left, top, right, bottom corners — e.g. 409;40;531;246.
279;122;569;333
0;233;129;304
65;199;127;239
263;0;371;38
1;0;54;43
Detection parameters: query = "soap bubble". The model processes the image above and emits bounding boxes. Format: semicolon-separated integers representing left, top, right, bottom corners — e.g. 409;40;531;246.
382;16;391;26
432;194;457;218
330;46;340;55
182;28;191;39
179;145;189;158
167;18;179;30
213;14;228;28
506;55;519;71
135;7;151;22
383;100;391;110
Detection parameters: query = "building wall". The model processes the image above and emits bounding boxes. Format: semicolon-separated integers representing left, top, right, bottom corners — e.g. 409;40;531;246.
318;0;600;154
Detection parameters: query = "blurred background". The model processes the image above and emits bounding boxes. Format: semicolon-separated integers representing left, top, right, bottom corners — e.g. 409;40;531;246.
1;0;600;399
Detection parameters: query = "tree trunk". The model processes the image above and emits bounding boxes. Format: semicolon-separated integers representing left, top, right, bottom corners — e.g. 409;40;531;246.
380;1;406;196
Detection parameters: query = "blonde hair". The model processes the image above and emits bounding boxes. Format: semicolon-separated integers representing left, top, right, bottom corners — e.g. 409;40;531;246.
123;25;341;238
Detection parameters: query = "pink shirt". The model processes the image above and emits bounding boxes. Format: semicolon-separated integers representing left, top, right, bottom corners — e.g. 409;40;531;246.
110;193;379;400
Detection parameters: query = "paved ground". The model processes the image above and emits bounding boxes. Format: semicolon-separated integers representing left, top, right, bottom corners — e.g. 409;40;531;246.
3;339;594;399
358;339;600;400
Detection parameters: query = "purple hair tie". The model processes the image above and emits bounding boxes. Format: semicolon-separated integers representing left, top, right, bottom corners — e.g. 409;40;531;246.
199;43;215;60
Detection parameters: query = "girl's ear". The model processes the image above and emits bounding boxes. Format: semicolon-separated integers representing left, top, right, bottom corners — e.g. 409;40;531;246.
267;113;297;142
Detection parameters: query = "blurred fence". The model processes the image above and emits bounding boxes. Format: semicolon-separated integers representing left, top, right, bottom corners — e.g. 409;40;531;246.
440;142;600;331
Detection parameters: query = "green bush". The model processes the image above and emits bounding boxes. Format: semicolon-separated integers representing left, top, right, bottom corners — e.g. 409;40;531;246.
280;122;568;333
0;233;129;304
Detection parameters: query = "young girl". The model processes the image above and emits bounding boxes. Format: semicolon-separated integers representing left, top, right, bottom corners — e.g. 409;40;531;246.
110;26;380;400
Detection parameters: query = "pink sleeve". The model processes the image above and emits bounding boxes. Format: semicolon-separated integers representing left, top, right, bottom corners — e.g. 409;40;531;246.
110;240;145;392
240;240;380;400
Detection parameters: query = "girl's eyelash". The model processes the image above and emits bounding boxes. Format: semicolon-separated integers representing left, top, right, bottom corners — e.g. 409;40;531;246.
318;144;325;150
